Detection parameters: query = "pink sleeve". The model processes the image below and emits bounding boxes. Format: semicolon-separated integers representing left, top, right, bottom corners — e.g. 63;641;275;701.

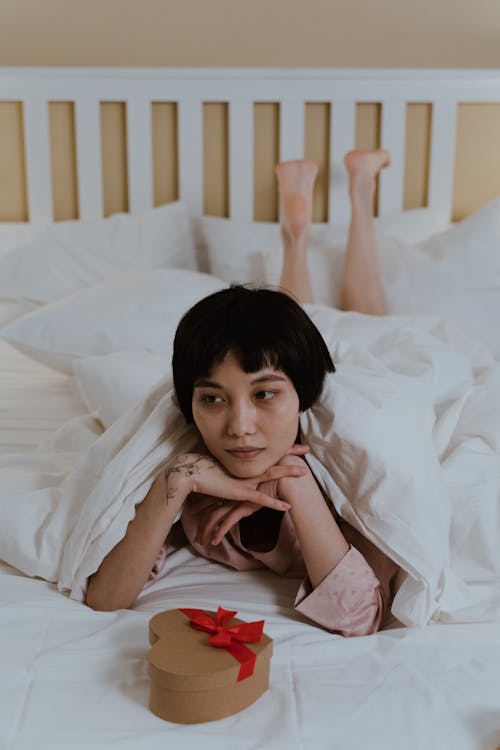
294;545;384;637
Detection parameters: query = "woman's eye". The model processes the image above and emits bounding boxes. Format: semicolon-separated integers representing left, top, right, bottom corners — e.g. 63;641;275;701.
255;390;277;401
200;394;222;405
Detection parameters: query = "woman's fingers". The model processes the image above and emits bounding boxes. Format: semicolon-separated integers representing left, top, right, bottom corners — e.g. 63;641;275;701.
211;505;258;545
234;487;290;511
190;481;289;511
195;502;243;546
185;459;307;512
217;465;305;510
255;463;307;483
287;443;310;455
189;495;219;515
194;503;230;545
206;502;260;546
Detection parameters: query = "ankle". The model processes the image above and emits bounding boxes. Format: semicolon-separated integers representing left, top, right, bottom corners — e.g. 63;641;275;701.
349;173;376;200
281;226;310;255
280;194;312;236
349;182;376;216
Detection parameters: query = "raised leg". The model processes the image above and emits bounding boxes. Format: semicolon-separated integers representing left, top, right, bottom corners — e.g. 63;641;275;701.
341;150;391;315
275;159;318;304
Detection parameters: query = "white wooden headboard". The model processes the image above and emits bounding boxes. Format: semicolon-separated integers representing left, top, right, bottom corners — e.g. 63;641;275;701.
2;67;500;226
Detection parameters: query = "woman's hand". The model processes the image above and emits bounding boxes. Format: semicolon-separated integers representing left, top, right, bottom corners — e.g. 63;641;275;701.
165;450;308;512
188;444;310;546
261;452;312;500
190;498;261;546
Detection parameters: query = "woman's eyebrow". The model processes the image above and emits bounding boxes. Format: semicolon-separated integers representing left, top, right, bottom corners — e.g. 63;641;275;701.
194;373;287;388
251;374;287;384
194;379;222;389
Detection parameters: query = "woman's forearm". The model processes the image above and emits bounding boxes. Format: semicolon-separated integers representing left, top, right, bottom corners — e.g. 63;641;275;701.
86;472;186;611
282;472;349;588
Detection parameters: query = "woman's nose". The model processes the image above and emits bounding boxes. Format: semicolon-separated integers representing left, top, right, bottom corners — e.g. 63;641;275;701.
226;402;256;436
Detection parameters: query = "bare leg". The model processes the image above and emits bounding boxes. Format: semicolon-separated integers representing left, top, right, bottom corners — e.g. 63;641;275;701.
341;150;391;315
275;159;318;304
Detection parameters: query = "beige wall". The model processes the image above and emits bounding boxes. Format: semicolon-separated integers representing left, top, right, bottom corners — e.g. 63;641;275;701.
1;0;500;222
2;0;500;68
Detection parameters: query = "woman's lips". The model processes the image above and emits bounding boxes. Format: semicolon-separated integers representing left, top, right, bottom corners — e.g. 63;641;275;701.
226;448;264;460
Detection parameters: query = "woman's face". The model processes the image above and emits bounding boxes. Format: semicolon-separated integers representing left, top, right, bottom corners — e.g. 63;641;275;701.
191;351;301;479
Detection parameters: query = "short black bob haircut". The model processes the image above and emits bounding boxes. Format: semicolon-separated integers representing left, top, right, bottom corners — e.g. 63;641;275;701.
172;285;335;423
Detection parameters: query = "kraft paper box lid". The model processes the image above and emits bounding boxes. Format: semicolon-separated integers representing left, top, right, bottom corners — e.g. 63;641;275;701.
147;607;273;723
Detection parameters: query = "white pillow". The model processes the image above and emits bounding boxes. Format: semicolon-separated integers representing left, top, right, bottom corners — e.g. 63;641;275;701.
0;222;47;256
0;201;196;325
73;349;170;428
2;269;227;373
383;197;500;357
195;207;450;289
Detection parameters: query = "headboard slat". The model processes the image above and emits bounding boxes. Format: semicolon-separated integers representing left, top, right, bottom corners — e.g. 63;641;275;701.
229;100;254;221
379;101;407;216
178;99;203;217
329;101;356;225
3;68;500;225
279;100;305;164
126;99;154;214
23;99;53;225
428;100;457;220
74;98;103;221
278;99;305;223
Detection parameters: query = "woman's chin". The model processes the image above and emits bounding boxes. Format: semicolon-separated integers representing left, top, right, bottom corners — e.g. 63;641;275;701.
227;465;266;479
238;470;264;480
221;456;272;480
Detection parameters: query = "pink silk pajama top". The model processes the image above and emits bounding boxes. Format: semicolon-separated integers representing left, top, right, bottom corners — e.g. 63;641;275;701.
156;496;400;638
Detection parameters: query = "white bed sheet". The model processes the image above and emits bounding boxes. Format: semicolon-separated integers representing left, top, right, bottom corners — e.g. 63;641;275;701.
1;341;500;750
0;341;88;455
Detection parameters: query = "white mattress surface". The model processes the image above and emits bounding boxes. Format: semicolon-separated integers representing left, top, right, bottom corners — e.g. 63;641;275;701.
1;551;500;750
1;342;500;750
0;340;87;455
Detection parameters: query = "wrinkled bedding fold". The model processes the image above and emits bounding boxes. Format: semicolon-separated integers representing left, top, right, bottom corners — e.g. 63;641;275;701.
0;305;499;627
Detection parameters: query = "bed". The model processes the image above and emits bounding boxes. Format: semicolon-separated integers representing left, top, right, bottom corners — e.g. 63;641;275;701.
1;67;500;750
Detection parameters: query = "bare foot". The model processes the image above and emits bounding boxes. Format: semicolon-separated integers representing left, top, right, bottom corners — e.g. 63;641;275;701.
275;160;318;242
344;149;391;197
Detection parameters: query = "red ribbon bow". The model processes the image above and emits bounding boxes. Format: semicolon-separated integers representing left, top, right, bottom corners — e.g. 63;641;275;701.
179;606;264;681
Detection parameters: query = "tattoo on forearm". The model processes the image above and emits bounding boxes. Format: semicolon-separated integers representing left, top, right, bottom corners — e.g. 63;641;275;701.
164;455;220;505
166;455;218;479
166;487;177;504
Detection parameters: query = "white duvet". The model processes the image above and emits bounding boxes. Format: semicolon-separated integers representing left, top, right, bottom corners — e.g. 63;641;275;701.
0;304;499;629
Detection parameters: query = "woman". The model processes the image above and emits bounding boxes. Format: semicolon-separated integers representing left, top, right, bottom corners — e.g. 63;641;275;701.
86;151;399;636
